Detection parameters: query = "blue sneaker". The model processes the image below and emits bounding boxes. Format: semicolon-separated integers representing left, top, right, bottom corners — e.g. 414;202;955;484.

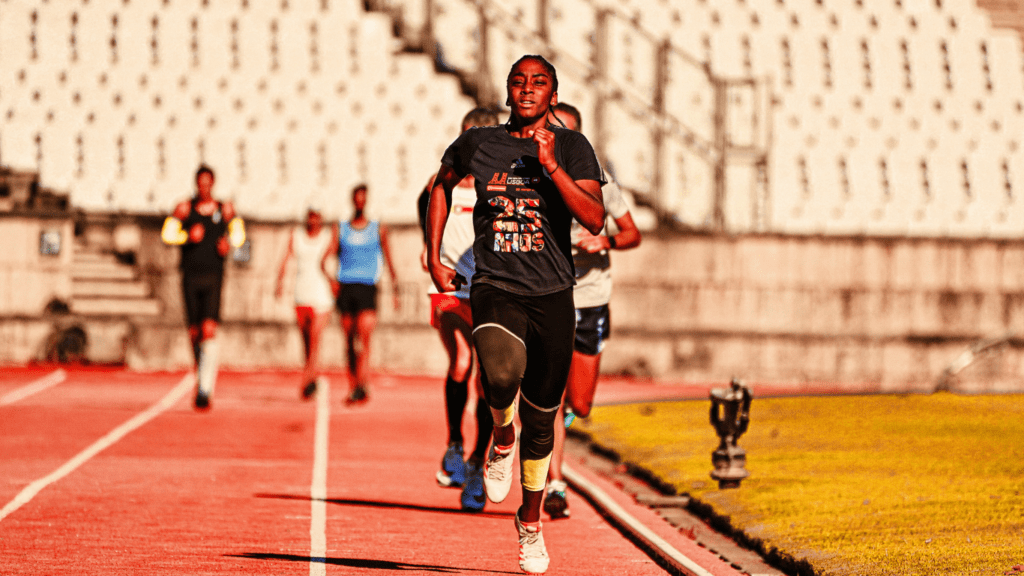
436;442;466;488
460;460;486;511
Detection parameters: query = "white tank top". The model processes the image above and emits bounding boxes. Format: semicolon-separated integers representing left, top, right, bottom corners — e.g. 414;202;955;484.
571;178;630;308
292;227;335;310
430;180;476;299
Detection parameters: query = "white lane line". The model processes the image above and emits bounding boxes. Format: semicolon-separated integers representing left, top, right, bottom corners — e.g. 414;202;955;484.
0;374;194;523
0;369;68;407
309;377;331;575
563;463;717;576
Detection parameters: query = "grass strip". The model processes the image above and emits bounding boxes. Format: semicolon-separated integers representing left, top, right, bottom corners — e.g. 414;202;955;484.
575;392;1024;576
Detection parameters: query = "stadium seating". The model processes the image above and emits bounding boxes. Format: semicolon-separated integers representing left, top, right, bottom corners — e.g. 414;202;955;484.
442;0;1024;237
0;0;475;222
1;0;1022;236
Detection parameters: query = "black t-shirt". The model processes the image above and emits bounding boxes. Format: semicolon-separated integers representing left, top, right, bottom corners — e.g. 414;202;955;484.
442;124;604;296
179;198;228;274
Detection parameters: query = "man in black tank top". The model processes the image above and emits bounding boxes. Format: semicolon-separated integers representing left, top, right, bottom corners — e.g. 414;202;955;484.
161;165;246;410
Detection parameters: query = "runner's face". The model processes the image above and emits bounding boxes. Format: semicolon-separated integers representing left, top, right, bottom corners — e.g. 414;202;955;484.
352;189;367;211
306;211;322;231
507;59;556;123
196;172;214;199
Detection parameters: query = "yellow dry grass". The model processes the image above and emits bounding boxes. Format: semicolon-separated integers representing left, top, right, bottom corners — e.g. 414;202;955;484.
575;392;1024;575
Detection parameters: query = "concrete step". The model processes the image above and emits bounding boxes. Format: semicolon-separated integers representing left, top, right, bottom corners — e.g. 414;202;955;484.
72;280;151;299
71;261;136;281
72;251;117;264
70;297;161;316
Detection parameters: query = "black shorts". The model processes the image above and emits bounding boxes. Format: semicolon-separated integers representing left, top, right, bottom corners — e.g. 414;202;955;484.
574;304;610;356
471;283;575;410
336;283;377;315
181;272;223;326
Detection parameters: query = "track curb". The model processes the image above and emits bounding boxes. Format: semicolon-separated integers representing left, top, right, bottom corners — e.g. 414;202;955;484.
563;462;720;576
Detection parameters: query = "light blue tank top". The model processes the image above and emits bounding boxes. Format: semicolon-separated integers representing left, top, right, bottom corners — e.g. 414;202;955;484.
336;220;382;285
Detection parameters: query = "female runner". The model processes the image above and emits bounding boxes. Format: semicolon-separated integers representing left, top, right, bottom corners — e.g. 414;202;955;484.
427;55;605;574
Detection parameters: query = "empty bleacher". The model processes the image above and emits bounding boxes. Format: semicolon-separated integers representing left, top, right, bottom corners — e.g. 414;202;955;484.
0;0;474;223
369;0;1024;237
1;0;1022;238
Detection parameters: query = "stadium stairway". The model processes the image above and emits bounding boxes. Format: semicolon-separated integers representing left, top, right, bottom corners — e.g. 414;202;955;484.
68;239;161;318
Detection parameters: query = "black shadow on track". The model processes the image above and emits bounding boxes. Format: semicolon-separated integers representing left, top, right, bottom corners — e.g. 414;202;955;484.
254;493;515;519
228;552;520;574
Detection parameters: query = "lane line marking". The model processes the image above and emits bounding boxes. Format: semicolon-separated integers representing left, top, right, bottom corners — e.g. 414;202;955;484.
0;373;194;523
0;369;68;407
309;377;331;575
563;463;717;576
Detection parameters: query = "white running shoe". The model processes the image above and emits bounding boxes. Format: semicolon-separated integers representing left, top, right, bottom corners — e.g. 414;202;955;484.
483;439;516;503
515;514;549;574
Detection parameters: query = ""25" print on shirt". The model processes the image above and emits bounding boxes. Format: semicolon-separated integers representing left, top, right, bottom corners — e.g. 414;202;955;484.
489;196;545;253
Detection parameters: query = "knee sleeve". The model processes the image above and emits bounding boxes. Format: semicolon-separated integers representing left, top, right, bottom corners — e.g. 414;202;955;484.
518;398;559;491
521;454;552;492
200;319;218;341
474;325;526;409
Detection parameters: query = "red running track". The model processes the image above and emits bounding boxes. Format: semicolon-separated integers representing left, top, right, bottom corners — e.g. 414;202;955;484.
0;367;746;575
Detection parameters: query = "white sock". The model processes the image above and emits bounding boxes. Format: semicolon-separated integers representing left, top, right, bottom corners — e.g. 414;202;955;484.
197;338;220;397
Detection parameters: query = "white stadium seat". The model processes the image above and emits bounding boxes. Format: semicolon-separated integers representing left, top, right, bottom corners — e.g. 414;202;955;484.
3;0;1022;236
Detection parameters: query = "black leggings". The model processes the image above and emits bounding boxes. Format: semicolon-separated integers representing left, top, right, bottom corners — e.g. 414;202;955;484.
471;283;575;459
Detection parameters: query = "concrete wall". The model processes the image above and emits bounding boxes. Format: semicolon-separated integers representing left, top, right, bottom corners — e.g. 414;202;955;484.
0;215;75;364
3;214;1022;394
603;234;1024;393
0;215;73;315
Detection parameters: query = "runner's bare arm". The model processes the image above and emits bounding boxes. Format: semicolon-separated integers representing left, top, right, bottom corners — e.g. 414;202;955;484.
160;201;192;245
558;177;603;235
611;211;641;249
418;174;438;271
426;164;461;293
321;223;339;296
223;201;246;248
531;127;604;234
579;210;642;253
274;233;295;298
378;223;401;310
379;224;399;285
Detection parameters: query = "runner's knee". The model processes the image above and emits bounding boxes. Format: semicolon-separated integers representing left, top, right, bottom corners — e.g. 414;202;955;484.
448;323;473;381
474;326;526;408
566;389;594;418
450;354;472;383
200;319;218;340
570;402;592;418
